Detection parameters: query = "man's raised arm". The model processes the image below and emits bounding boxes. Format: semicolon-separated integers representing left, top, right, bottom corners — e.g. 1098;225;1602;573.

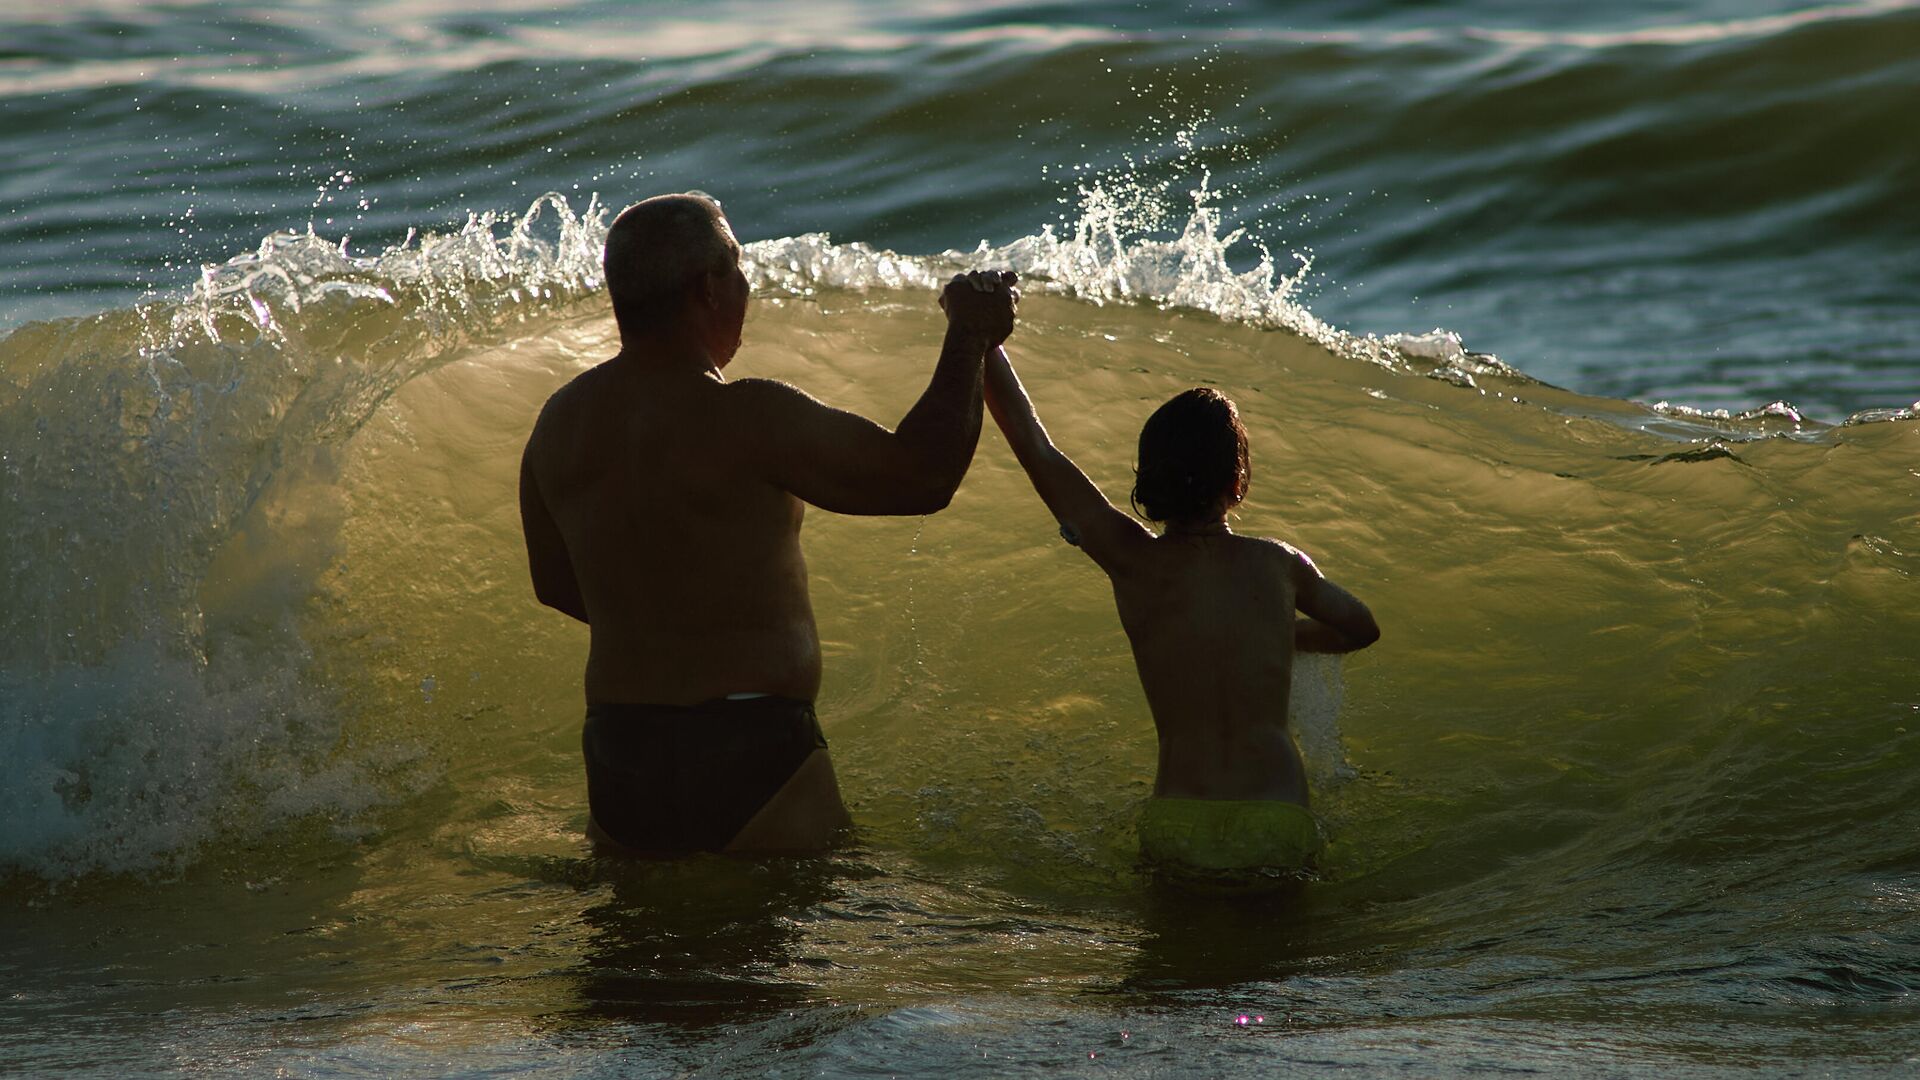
739;270;1017;516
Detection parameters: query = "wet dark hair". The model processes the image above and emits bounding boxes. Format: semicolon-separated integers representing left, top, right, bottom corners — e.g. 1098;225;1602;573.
1130;387;1250;524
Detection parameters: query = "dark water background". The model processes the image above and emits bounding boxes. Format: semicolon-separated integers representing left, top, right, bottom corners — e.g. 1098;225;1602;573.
5;0;1916;418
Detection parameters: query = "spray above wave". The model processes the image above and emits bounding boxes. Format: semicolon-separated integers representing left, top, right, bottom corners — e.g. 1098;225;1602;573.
747;181;1917;433
34;176;1551;406
757;177;1327;338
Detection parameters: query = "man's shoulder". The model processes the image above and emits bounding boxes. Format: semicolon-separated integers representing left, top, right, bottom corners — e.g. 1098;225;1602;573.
532;364;605;423
719;376;843;432
723;376;815;406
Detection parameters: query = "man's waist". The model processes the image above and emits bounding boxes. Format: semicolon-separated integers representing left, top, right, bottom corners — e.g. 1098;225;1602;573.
586;694;815;719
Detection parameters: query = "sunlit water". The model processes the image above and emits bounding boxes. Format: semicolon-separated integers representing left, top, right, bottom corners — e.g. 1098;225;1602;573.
4;1;1919;1075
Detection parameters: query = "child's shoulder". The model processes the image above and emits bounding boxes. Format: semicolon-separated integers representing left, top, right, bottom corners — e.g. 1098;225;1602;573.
1239;532;1306;557
1237;534;1316;576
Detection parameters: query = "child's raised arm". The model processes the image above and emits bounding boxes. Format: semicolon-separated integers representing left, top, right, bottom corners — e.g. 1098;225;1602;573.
983;347;1150;570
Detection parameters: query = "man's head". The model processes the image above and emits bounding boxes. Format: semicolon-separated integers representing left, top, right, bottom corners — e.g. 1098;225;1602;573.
604;192;746;358
1130;388;1250;524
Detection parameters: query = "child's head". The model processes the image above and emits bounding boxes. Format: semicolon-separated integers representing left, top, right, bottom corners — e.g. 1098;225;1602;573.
1130;388;1250;524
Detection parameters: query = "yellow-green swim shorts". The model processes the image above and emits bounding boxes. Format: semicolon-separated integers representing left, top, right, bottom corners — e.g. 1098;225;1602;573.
1138;798;1323;873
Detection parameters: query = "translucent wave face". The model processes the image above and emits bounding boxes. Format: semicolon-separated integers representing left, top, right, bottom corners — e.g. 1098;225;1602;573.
5;181;1912;881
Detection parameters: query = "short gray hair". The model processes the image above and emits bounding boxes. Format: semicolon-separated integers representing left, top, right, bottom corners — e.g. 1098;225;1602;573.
603;193;739;334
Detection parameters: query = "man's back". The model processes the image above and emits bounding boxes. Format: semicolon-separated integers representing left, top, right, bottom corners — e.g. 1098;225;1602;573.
524;361;821;706
1109;533;1311;805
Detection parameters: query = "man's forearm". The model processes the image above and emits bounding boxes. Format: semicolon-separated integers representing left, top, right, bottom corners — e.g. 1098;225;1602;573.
894;324;990;492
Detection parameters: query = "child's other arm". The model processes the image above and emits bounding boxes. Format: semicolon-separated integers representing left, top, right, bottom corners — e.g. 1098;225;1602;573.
1290;547;1379;652
983;346;1149;569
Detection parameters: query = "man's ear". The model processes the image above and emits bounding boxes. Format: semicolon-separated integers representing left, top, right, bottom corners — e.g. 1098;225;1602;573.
689;269;717;310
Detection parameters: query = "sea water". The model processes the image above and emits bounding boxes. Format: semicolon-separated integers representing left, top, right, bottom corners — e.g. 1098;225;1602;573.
3;2;1918;1076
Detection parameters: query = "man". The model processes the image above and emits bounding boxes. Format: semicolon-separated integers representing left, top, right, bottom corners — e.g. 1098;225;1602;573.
519;192;1016;855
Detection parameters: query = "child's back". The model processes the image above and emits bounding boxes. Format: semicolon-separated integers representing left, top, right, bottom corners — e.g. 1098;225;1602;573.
1111;530;1312;804
983;350;1378;874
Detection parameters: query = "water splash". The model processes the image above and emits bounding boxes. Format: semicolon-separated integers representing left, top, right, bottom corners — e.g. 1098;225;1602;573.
1292;653;1357;792
0;193;609;880
0;641;422;880
158;190;609;353
747;171;1404;374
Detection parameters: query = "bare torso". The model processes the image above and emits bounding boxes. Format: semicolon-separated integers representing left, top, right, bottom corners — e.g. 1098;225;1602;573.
525;361;822;705
520;257;1012;853
1109;532;1311;805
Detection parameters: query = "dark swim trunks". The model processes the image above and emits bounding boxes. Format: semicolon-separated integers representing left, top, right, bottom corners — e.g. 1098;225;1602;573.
582;695;828;853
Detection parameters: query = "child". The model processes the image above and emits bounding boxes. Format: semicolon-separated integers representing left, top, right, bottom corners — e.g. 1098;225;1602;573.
983;347;1379;875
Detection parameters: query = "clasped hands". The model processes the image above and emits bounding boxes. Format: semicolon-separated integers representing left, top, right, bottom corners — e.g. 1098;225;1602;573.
940;269;1019;346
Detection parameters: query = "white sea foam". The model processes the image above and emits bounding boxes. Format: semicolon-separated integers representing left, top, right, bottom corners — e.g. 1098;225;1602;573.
157;186;1853;435
745;176;1427;378
0;642;416;879
162;191;608;354
1292;653;1358;792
